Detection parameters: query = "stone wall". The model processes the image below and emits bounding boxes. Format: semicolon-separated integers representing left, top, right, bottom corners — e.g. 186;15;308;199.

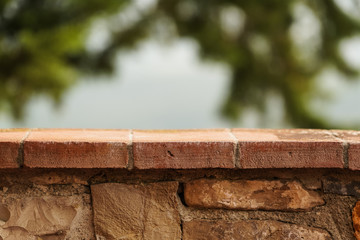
0;128;360;239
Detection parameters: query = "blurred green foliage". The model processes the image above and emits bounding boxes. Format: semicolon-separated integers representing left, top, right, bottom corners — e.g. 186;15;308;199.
0;0;146;119
1;0;360;127
155;0;360;128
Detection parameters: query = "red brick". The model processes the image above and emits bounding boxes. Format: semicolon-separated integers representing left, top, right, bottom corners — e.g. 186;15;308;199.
24;129;130;168
332;130;360;170
232;129;344;168
0;129;29;168
132;129;236;169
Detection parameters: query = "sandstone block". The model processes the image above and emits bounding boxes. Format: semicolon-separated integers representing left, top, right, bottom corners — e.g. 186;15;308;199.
0;195;93;240
353;201;360;240
0;227;35;240
0;204;10;222
183;220;332;240
91;182;181;240
185;179;324;211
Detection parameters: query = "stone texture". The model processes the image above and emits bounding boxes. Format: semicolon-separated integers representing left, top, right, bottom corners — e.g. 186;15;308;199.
0;227;35;240
299;176;322;190
232;129;344;168
323;177;360;197
0;195;93;240
332;130;360;170
29;171;88;185
24;129;130;168
183;220;332;240
353;201;360;240
133;129;235;169
184;179;324;211
0;204;10;222
0;129;29;168
91;182;181;240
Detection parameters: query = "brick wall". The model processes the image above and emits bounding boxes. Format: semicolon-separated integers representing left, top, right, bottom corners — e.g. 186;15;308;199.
0;128;360;239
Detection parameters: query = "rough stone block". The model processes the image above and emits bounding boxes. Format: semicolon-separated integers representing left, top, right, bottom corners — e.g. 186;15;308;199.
184;179;324;211
0;195;93;239
183;220;332;240
91;182;181;240
323;177;360;197
353;201;360;240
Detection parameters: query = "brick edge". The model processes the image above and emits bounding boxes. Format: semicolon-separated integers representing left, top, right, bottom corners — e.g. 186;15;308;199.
0;128;358;170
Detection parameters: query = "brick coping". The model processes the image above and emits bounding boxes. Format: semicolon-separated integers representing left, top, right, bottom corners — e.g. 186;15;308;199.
0;128;360;170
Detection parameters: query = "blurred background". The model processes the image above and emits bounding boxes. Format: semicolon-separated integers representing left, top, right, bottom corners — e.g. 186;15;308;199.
1;0;360;129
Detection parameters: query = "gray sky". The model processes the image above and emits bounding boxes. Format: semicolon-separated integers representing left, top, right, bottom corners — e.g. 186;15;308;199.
0;40;234;129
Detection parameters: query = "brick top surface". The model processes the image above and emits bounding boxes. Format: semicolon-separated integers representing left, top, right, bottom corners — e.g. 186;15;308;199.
0;129;29;143
0;128;359;169
232;129;338;142
26;129;131;143
332;130;360;142
133;129;235;142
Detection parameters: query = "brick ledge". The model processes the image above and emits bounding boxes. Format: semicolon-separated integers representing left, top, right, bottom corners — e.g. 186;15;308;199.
0;128;359;170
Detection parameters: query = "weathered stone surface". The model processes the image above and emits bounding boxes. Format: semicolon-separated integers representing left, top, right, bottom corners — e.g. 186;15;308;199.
91;182;181;240
183;220;332;240
0;227;35;240
29;171;88;185
353;201;360;240
0;195;93;240
323;177;360;197
185;179;324;211
299;176;322;190
0;204;10;222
